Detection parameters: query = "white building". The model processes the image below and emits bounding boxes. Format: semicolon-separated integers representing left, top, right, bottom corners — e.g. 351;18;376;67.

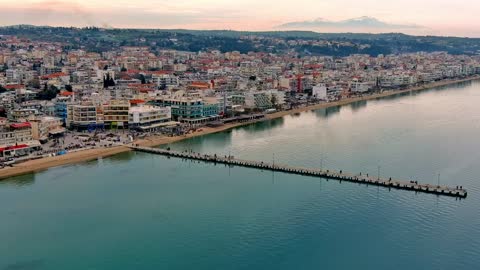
312;84;327;100
350;82;373;93
312;84;340;101
153;73;179;89
128;105;173;131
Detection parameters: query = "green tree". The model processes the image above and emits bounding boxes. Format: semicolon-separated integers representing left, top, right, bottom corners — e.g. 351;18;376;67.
271;94;277;108
37;85;60;100
103;74;115;88
26;79;40;89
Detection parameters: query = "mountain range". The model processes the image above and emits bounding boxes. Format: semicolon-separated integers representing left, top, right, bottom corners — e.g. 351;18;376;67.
277;16;422;30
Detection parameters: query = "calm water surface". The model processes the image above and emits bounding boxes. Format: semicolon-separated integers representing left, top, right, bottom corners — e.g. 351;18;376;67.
1;81;480;269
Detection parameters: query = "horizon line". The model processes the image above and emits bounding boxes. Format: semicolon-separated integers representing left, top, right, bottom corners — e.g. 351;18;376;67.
0;24;479;39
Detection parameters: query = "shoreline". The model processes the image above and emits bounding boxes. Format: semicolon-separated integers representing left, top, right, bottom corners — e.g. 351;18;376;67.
0;76;477;180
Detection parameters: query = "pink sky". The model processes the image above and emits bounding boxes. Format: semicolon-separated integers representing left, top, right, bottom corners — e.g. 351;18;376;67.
2;0;480;37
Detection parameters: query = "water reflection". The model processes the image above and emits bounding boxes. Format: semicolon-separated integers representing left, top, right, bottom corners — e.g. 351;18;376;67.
166;130;235;151
0;173;35;187
106;151;136;163
376;91;412;102
349;100;367;112
237;117;285;134
315;106;341;119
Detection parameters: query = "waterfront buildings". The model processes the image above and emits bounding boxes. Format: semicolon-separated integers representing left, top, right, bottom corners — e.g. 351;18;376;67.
30;116;64;141
0;33;480;149
128;105;173;131
0;121;41;157
66;103;104;131
103;100;130;129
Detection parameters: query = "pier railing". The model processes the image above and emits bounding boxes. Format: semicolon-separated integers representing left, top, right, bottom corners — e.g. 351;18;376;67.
130;146;467;198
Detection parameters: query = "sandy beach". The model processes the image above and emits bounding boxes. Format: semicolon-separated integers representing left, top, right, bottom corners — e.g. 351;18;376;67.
0;76;477;180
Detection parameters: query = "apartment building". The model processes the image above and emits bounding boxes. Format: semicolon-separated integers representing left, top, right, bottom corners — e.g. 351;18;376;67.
152;73;179;89
232;90;284;111
154;97;204;120
0;122;41;157
66;104;104;130
103;100;130;128
30;116;64;142
128;105;172;131
0;122;33;147
54;95;76;124
312;84;340;101
7;109;37;122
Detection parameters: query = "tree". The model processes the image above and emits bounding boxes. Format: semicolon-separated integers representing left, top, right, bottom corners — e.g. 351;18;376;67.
103;74;115;88
109;76;115;87
271;94;277;108
0;85;6;93
140;74;146;84
103;74;109;88
37;85;60;100
26;79;40;89
65;85;73;91
121;67;127;72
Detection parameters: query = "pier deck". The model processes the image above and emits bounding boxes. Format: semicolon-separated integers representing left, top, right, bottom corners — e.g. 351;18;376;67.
130;146;467;198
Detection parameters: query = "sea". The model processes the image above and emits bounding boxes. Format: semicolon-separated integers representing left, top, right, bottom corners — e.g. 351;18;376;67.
1;81;480;270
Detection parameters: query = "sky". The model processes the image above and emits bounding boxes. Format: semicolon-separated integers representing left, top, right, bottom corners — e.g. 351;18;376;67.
1;0;480;37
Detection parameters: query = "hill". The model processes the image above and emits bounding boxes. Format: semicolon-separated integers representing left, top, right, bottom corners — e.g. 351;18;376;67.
1;25;479;56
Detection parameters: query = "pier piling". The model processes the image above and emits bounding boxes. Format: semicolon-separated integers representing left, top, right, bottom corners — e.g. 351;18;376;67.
129;146;467;198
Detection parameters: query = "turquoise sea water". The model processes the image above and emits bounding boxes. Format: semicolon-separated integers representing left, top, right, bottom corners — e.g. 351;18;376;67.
1;81;480;269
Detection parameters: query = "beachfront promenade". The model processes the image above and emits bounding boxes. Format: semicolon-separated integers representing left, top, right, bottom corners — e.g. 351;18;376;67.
130;146;468;198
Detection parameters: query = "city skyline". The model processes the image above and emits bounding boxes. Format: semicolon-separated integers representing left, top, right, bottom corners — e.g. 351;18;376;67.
2;0;480;37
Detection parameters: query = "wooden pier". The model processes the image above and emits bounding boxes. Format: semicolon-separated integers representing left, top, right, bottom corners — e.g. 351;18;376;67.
130;146;468;198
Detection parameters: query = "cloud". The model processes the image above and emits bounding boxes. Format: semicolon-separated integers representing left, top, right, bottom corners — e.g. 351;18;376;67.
277;16;423;31
0;0;248;29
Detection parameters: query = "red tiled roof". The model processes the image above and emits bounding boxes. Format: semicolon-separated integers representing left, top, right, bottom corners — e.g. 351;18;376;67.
137;88;152;93
4;84;25;90
60;91;74;96
125;69;141;75
129;99;145;104
10;122;31;129
189;82;210;89
41;72;68;80
148;70;172;75
0;144;29;152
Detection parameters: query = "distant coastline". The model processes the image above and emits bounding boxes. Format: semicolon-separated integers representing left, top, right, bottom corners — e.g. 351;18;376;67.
0;76;477;180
